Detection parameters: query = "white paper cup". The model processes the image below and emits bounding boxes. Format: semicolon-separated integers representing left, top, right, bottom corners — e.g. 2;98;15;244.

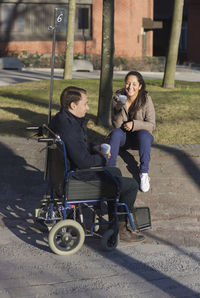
118;95;127;105
100;143;111;155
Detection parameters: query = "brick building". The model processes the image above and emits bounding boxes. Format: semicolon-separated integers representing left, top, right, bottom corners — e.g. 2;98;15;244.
187;0;200;63
0;0;158;64
154;0;200;64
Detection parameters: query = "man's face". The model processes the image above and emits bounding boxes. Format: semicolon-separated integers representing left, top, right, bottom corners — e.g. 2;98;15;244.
70;93;89;118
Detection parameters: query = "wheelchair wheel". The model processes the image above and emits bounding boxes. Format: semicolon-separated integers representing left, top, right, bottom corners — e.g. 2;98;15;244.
93;212;100;232
101;229;118;251
48;219;85;256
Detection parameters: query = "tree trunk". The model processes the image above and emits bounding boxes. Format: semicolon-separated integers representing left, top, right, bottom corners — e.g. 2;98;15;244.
97;0;114;127
63;0;76;80
162;0;184;89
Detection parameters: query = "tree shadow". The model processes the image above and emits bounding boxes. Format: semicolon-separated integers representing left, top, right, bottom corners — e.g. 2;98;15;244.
144;231;200;264
0;0;24;53
0;90;60;111
87;127;107;144
153;144;200;189
1;107;47;123
118;148;140;184
86;113;112;143
0;107;108;141
85;238;200;297
86;113;97;123
0;0;53;55
0;139;50;253
117;144;200;191
0;107;49;137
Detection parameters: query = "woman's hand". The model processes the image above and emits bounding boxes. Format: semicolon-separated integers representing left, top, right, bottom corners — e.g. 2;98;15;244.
123;121;133;131
115;100;124;111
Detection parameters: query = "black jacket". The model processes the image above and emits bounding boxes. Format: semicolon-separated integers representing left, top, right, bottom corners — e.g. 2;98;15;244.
50;107;106;169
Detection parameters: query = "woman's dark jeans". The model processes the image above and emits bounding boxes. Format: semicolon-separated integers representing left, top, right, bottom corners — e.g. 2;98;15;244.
108;128;154;173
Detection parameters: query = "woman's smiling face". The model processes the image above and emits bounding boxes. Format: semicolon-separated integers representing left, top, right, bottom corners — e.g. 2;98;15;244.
125;75;141;98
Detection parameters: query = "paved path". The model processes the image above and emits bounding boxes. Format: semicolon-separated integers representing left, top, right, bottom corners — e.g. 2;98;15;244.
0;66;200;297
0;136;199;297
1;65;200;86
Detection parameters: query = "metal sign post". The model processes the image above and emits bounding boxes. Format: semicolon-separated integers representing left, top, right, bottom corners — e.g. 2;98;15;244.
48;7;67;124
44;7;67;180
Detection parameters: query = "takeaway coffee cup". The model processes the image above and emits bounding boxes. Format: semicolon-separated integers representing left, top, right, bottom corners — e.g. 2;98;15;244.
118;95;127;105
100;143;111;156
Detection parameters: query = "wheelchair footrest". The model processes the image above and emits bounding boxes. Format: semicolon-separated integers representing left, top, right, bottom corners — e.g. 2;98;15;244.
116;212;128;215
132;207;151;231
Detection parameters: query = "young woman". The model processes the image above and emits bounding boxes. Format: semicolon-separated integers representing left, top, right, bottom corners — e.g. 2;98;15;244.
108;71;156;192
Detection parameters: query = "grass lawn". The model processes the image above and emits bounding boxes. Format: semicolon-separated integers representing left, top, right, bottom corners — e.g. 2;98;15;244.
0;78;199;144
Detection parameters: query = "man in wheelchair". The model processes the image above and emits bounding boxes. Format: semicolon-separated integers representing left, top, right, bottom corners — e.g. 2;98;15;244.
50;86;144;242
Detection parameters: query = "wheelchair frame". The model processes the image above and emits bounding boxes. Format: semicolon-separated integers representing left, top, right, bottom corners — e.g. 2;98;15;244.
29;124;138;256
28;124;152;255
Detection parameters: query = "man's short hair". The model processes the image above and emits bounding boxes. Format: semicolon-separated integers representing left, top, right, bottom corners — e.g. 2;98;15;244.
60;86;87;109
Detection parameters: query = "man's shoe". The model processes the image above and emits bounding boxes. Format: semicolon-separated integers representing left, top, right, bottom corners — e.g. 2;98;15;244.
118;222;144;242
139;173;150;192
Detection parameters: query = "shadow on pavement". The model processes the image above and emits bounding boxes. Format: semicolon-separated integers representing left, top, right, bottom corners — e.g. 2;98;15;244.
0;107;48;137
144;232;200;264
118;144;200;191
119;149;140;184
85;238;200;297
0;138;200;296
153;144;200;190
0;141;49;253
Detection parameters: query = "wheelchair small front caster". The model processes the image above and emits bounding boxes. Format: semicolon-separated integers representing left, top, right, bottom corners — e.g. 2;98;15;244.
93;212;100;232
48;219;85;256
101;229;119;251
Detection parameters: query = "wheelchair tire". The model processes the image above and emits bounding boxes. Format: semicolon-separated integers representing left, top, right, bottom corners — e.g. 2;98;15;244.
48;219;85;256
101;229;118;251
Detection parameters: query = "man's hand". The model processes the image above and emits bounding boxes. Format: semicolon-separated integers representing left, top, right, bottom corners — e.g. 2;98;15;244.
123;121;133;131
93;144;111;160
107;151;111;159
92;145;111;159
93;144;101;153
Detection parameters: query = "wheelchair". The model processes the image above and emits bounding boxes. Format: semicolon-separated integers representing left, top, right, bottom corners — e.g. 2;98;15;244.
27;124;151;256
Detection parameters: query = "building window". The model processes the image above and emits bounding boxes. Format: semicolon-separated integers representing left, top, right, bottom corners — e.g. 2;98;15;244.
1;4;25;32
179;21;187;53
78;8;89;29
76;6;91;40
0;3;92;42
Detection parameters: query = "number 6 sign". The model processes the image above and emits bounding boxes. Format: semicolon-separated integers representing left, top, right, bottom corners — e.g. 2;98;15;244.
55;7;68;30
57;13;64;23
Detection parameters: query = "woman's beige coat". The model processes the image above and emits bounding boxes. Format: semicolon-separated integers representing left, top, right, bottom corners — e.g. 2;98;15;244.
111;89;156;134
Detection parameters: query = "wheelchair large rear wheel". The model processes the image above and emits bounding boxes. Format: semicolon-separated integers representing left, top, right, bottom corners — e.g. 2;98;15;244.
48;219;85;256
101;229;118;251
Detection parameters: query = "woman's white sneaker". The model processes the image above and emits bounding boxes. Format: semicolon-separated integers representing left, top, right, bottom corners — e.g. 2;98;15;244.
139;173;150;192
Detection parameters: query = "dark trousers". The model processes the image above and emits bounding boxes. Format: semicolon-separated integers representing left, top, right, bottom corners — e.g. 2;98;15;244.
108;128;154;173
106;167;139;222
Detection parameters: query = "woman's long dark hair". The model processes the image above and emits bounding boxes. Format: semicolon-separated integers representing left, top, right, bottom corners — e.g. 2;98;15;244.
125;71;147;120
